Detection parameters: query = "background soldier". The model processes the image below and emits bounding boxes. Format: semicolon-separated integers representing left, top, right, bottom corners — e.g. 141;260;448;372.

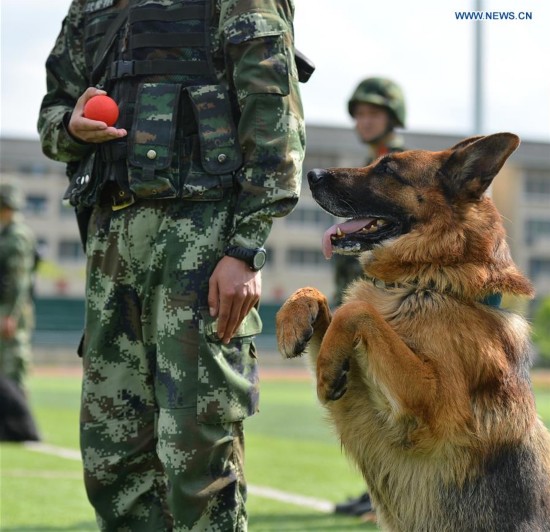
0;182;40;442
332;77;406;519
38;0;305;530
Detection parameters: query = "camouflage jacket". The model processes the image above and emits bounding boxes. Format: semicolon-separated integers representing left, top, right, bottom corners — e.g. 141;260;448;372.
364;134;405;165
38;0;305;250
0;217;36;319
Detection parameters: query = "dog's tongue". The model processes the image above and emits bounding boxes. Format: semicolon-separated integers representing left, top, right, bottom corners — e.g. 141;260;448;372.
322;218;375;259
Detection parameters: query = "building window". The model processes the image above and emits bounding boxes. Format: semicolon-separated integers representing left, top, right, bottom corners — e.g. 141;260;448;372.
529;258;550;280
58;239;84;261
524;169;550;199
264;246;274;267
60;203;76;217
36;237;49;260
526;219;550;245
25;194;48;215
285;206;334;226
18;162;50;175
287;248;329;267
303;154;340;170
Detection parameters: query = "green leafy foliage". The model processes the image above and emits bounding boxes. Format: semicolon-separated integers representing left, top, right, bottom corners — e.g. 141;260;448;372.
533;297;550;363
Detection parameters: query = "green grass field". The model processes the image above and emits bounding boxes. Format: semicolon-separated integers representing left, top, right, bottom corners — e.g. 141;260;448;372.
1;366;549;532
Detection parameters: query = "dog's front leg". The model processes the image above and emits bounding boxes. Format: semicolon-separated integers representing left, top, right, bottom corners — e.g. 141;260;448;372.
276;287;332;364
317;301;437;418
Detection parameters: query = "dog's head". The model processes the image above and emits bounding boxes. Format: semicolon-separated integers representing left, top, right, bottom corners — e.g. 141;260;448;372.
309;132;520;259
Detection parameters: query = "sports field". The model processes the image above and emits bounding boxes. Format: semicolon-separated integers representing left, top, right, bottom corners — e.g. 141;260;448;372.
2;357;549;531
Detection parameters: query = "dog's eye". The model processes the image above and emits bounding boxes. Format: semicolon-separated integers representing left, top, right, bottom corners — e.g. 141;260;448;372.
377;159;411;186
379;160;395;176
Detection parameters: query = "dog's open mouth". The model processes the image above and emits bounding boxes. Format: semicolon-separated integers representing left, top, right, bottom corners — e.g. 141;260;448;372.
322;217;398;258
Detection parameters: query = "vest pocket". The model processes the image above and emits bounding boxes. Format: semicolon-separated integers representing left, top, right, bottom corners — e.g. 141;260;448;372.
180;84;243;201
127;82;180;199
127;82;242;201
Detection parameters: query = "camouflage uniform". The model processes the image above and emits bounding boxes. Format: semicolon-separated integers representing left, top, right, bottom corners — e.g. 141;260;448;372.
0;184;36;390
38;0;304;530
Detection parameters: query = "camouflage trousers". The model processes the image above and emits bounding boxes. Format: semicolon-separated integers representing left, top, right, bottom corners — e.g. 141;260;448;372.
81;197;261;531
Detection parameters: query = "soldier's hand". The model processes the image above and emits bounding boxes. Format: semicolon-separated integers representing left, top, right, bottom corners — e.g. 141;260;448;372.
208;256;261;344
68;87;127;143
0;316;16;340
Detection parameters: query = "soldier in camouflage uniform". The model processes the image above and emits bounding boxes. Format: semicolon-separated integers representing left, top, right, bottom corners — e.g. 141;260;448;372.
333;77;407;307
0;184;36;388
332;78;406;519
0;183;41;442
38;0;305;530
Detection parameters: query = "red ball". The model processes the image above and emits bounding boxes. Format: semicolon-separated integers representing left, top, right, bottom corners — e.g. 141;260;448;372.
83;95;119;126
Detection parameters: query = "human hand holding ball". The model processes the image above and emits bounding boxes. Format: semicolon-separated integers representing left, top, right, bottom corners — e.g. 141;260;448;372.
68;88;127;143
83;94;119;126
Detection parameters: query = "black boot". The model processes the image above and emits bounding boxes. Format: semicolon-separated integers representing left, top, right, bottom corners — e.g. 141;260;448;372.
334;491;374;516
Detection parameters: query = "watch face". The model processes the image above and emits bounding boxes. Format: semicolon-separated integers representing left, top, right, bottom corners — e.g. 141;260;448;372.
253;249;266;270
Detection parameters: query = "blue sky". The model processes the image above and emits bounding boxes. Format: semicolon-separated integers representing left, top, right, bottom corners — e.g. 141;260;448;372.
2;0;549;142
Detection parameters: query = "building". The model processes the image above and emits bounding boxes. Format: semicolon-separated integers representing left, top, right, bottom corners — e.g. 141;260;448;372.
1;128;549;314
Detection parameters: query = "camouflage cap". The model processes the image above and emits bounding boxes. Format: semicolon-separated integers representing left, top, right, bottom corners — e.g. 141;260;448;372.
348;77;406;127
0;182;24;210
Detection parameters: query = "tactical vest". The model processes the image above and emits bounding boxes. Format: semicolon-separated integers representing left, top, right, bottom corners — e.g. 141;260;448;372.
66;0;242;207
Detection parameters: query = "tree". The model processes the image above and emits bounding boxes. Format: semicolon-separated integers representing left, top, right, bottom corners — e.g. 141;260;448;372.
533;297;550;364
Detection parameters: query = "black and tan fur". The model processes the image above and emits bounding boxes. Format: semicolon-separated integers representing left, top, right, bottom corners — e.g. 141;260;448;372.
276;133;550;531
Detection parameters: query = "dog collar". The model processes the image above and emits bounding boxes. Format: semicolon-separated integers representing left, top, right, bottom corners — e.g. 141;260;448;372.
366;276;414;290
365;276;502;308
479;293;502;308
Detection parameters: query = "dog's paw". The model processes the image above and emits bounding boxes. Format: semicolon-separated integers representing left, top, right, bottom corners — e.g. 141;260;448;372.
328;357;350;400
276;306;314;359
277;323;313;359
317;357;350;403
275;288;329;359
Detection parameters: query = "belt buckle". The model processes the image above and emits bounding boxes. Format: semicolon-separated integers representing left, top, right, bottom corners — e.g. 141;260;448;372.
112;192;135;211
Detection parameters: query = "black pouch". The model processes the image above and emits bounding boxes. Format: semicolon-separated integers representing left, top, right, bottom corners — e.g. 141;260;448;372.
63;152;101;208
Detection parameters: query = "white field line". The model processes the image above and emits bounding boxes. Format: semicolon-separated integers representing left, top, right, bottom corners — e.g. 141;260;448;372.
247;484;333;513
25;441;81;460
4;469;82;479
23;442;333;513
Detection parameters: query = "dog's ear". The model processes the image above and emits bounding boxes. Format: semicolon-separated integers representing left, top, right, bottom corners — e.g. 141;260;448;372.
440;133;520;200
448;135;485;150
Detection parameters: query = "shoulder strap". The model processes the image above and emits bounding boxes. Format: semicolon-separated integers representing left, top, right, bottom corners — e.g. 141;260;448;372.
91;4;130;85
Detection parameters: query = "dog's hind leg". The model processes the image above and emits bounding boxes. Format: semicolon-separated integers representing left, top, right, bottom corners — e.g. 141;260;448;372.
276;287;332;363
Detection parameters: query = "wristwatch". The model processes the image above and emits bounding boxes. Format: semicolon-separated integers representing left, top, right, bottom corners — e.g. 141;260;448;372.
224;246;267;271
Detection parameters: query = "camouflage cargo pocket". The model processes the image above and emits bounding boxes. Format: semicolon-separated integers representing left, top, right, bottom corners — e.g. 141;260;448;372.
197;307;261;424
223;11;290;98
127;82;181;199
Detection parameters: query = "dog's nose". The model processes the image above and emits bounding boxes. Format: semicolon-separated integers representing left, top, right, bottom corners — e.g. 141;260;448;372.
307;168;331;186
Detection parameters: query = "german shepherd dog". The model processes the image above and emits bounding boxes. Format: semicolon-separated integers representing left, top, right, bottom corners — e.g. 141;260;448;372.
276;133;550;531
